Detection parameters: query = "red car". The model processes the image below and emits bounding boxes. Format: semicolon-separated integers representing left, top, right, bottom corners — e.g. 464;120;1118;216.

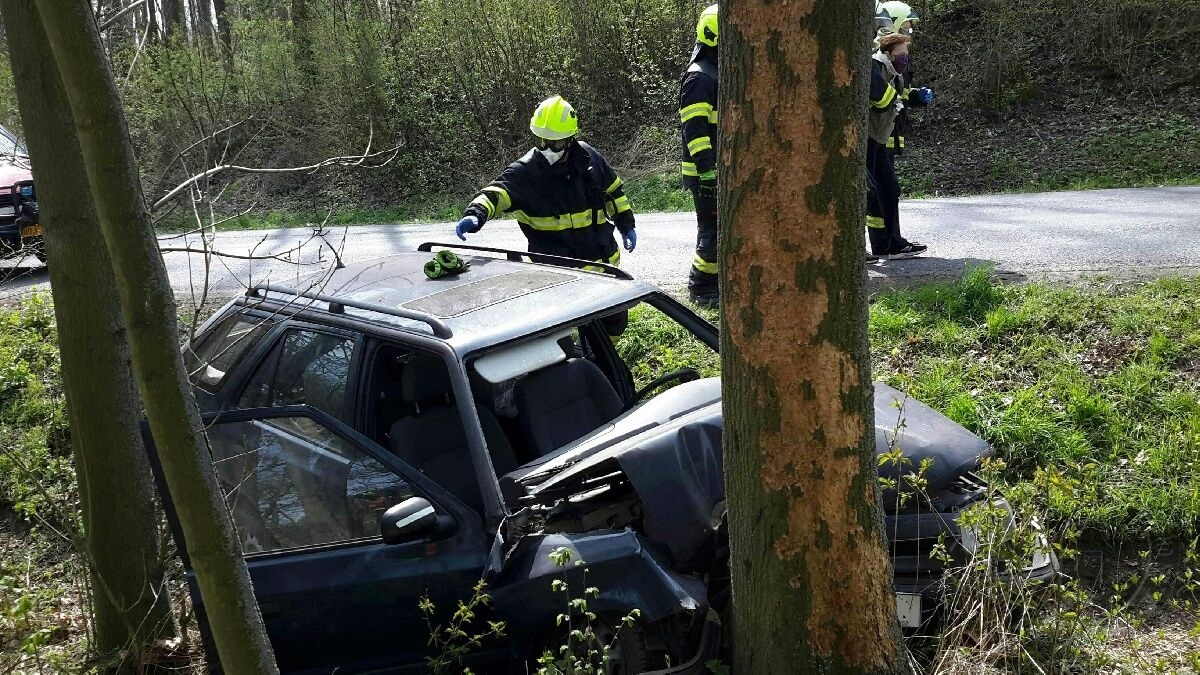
0;125;41;263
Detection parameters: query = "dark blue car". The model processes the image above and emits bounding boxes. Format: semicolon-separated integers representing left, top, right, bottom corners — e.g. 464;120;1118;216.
164;244;1056;673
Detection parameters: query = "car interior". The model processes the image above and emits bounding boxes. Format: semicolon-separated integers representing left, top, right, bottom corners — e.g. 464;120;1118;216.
366;320;633;513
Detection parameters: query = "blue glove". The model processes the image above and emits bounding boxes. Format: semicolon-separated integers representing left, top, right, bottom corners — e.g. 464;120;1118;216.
623;229;637;252
915;87;934;104
455;215;480;241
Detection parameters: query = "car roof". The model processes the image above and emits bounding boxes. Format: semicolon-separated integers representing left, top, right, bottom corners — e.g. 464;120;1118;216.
249;248;658;352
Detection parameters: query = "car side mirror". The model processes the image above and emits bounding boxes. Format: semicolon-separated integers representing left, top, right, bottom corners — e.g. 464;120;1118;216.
379;497;452;545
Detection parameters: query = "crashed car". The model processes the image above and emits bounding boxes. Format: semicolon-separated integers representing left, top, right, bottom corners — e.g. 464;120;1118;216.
0;124;41;262
167;243;1057;673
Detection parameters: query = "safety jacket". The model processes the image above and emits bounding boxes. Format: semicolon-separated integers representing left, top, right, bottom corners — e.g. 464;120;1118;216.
679;53;718;188
889;70;928;153
464;141;634;265
868;52;904;146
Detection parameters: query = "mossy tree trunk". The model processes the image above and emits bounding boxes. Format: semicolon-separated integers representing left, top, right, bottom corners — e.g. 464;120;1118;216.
1;3;175;669
718;0;906;671
30;1;279;672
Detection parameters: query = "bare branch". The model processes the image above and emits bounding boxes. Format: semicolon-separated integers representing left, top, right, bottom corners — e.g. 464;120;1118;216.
98;0;148;32
152;143;402;212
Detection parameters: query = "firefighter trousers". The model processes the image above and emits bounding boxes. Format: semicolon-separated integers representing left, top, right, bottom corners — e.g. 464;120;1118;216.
688;185;719;296
866;139;907;255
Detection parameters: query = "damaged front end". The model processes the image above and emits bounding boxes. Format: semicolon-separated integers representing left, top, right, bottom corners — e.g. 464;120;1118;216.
493;379;1055;653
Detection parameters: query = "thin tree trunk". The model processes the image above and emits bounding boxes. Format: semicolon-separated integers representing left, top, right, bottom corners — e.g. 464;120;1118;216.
291;0;317;89
718;0;906;671
29;2;279;672
194;0;213;43
212;0;232;72
1;3;176;669
160;0;183;38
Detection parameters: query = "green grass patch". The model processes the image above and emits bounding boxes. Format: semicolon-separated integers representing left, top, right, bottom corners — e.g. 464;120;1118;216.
0;295;73;524
872;269;1200;544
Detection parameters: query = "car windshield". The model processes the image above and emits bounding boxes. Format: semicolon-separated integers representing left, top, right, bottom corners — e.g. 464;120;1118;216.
467;295;718;465
0;125;27;158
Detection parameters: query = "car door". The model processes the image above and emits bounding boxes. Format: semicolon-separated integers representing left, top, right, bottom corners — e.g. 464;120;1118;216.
151;406;491;674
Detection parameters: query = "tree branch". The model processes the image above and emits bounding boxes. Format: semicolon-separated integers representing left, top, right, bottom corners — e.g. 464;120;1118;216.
98;0;148;32
151;143;401;212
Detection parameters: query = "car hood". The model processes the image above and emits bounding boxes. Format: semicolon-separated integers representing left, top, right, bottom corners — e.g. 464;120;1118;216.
0;163;31;186
506;378;991;569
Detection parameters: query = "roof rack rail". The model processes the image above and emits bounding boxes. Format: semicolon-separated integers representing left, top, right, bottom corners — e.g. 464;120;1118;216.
246;283;453;338
417;241;634;281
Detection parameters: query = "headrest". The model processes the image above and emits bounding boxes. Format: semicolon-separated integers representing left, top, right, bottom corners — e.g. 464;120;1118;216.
400;355;453;403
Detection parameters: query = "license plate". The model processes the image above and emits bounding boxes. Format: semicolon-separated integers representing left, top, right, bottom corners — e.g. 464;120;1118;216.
896;593;922;628
21;224;41;238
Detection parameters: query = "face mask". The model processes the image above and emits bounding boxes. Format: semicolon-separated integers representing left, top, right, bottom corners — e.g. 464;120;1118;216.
538;147;566;164
891;54;910;73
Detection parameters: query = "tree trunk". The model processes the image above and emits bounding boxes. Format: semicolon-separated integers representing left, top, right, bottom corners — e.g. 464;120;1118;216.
718;0;906;672
291;0;317;90
194;0;213;43
29;2;279;672
1;3;176;669
160;0;184;38
212;0;233;72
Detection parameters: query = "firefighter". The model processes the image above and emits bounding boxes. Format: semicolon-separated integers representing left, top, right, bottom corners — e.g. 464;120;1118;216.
679;3;719;308
867;32;926;258
455;95;637;269
879;1;934;155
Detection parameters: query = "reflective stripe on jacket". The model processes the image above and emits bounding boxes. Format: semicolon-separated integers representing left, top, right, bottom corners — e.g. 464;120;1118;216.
679;55;718;188
868;52;904;146
464;142;634;263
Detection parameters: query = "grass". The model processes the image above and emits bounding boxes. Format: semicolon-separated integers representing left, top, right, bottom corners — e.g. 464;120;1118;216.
871;267;1200;545
618;269;1200;545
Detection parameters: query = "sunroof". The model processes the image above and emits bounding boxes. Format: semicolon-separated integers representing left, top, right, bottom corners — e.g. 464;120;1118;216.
402;270;576;318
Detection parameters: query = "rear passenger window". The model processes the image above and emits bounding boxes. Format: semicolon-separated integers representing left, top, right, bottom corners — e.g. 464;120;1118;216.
239;329;356;422
185;313;274;393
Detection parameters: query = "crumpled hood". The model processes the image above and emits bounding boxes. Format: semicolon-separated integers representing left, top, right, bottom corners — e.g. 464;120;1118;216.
873;382;992;490
511;379;990;569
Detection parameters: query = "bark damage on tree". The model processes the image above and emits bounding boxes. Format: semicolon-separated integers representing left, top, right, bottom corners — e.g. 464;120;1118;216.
719;0;903;672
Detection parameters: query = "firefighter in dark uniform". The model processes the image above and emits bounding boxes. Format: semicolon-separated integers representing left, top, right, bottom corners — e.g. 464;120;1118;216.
879;2;934;156
455;95;636;269
867;32;927;258
455;95;636;334
679;4;719;308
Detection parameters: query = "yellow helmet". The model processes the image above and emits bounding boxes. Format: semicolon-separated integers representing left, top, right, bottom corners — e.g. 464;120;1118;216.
529;95;579;140
696;4;717;47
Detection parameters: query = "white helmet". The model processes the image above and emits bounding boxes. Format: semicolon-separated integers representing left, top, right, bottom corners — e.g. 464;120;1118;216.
881;1;920;35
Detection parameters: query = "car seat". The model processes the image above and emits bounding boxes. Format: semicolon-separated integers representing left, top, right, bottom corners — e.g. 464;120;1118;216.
513;358;623;458
388;356;517;512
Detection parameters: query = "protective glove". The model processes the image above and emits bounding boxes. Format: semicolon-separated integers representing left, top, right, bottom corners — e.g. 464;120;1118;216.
915;87;934;105
455;215;480;241
698;170;718;199
623;229;637;252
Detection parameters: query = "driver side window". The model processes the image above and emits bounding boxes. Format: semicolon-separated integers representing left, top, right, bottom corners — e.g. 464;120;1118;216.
207;415;414;554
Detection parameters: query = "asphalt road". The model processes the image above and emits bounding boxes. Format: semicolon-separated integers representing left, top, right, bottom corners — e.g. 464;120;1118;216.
3;186;1198;304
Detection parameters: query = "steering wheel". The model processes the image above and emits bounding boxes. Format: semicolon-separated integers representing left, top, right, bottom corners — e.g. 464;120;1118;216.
633;367;702;403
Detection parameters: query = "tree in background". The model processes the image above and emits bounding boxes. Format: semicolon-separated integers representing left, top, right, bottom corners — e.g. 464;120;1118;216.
1;2;175;669
22;0;279;671
718;0;907;671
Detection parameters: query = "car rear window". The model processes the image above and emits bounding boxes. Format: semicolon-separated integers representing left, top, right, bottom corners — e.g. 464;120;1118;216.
185;313;274;393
